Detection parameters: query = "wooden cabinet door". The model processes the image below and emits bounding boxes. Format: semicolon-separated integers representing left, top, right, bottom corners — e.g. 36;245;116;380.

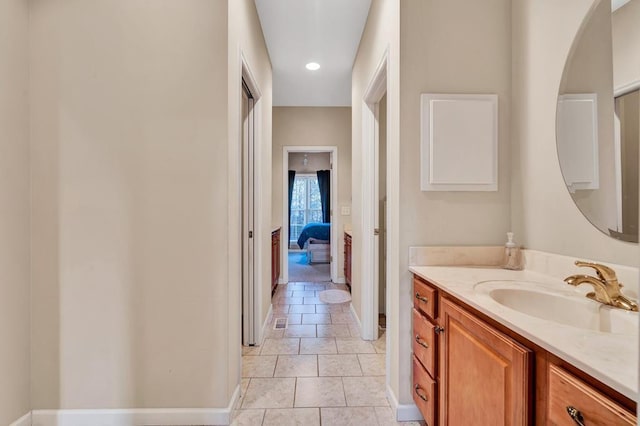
439;297;531;426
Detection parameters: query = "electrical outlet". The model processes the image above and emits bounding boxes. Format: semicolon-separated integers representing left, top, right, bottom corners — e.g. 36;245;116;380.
341;206;351;216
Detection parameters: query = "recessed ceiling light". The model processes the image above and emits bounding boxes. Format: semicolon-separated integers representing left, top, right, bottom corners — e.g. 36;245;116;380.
305;62;320;71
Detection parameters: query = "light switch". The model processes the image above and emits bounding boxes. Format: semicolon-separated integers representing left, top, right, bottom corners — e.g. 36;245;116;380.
341;206;351;216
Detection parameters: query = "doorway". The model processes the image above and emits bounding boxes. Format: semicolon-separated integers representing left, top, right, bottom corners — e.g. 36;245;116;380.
287;153;332;283
282;146;339;285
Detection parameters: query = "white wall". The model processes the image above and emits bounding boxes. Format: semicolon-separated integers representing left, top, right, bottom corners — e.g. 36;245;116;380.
511;0;638;266
351;0;401;408
0;0;31;423
273;107;352;278
30;0;235;409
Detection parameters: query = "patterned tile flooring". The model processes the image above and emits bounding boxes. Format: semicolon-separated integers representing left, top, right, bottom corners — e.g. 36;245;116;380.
233;282;423;426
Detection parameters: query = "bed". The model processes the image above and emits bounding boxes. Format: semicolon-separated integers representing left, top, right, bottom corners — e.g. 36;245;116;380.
296;222;331;249
307;238;330;264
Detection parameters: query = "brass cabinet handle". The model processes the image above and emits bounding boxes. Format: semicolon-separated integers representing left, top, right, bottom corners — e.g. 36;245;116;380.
566;406;585;426
434;326;445;334
415;292;428;303
415;334;429;349
414;384;428;402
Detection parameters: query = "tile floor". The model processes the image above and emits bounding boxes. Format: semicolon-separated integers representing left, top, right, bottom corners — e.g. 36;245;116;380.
233;282;423;426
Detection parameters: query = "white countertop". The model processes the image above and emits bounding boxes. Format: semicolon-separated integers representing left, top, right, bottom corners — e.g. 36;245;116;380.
409;265;639;401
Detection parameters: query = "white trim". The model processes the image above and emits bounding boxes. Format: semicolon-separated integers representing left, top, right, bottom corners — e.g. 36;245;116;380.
259;303;274;345
386;384;424;422
361;50;389;341
614;79;640;97
228;383;242;414
282;146;339;284
31;406;236;426
333;277;346;284
238;51;265;346
9;412;31;426
349;302;362;337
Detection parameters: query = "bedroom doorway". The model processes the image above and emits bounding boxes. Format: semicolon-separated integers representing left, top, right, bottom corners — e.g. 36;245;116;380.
282;146;338;284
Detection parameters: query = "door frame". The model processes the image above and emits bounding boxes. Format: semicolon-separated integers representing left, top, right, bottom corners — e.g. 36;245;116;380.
282;146;339;283
361;51;388;341
239;53;264;346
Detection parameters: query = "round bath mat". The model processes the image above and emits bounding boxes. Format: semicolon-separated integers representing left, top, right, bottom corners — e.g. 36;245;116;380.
318;289;352;304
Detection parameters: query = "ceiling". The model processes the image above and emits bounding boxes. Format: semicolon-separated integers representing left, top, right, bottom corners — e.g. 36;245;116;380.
612;0;631;11
254;0;372;107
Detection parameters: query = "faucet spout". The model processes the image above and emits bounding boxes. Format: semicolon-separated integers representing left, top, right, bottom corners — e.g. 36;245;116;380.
613;294;639;312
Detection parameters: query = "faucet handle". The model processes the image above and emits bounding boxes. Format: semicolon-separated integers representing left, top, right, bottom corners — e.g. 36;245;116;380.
574;261;618;283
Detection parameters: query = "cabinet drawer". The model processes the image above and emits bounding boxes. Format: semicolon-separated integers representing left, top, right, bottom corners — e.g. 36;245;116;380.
412;308;436;377
413;356;436;426
413;276;437;320
548;364;636;425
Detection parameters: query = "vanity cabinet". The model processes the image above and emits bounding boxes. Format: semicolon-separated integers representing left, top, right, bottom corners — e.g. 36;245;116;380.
344;232;352;290
439;297;531;425
412;275;530;425
271;228;281;296
411;273;638;426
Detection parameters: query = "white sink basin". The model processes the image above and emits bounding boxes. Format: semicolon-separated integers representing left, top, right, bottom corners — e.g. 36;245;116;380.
475;280;638;335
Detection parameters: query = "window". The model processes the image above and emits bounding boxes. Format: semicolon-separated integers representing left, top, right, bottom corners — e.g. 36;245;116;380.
290;175;323;243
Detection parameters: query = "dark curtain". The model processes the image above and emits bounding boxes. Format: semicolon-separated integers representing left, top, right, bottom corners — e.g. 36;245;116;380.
316;170;331;223
288;170;296;241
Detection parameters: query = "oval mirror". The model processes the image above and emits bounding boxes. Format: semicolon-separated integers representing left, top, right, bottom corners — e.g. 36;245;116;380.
557;0;639;243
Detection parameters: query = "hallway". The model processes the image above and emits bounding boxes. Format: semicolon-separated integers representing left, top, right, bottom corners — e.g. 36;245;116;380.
233;282;421;426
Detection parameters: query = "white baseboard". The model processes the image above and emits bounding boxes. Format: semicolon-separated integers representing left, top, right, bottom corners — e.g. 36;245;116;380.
387;385;424;422
260;304;274;345
333;277;346;284
349;303;362;337
9;412;31;426
386;384;424;422
278;278;286;284
30;388;240;426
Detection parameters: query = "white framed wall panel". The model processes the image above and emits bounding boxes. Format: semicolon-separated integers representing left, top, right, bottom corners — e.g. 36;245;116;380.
420;94;498;191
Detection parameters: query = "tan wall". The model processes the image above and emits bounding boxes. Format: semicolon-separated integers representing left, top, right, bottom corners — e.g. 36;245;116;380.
562;0;618;235
30;0;235;409
272;107;352;278
612;0;640;90
351;0;401;404
0;0;31;423
396;0;512;406
511;0;638;266
228;0;273;394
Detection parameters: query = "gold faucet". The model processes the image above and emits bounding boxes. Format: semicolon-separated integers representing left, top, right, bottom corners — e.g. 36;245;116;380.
564;261;638;312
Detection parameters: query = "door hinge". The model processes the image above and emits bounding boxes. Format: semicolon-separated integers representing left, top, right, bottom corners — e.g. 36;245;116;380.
249;231;253;238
